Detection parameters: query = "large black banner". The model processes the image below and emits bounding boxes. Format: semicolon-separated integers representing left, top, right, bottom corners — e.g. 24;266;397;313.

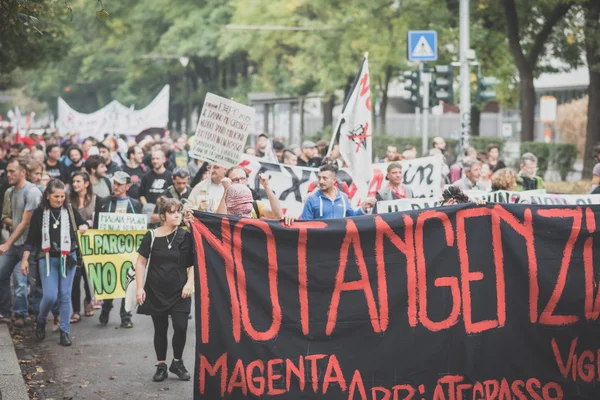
192;204;600;399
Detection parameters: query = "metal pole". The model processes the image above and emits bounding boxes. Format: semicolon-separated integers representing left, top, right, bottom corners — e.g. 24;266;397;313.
459;0;471;158
422;63;430;157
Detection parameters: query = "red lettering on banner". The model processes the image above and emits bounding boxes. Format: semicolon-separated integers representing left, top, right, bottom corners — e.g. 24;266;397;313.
415;211;460;331
577;350;595;383
493;206;538;323
371;387;391;399
233;219;282;341
456;208;503;334
246;360;265;396
511;380;527;400
322;355;347;394
491;208;507;327
472;381;485;399
499;378;512;399
292;222;328;335
306;354;326;393
227;359;247;395
552;337;578;380
484;379;499;399
542;382;564;399
267;359;285;395
375;215;415;329
525;378;543;400
360;72;370;96
348;369;368;399
391;384;415;400
537;208;582;325
327;219;381;335
193;219;239;343
455;384;472;399
199;353;227;396
584;208;600;320
286;356;305;392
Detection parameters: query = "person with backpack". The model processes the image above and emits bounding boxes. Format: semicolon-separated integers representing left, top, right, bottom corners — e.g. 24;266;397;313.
0;158;43;326
135;197;194;382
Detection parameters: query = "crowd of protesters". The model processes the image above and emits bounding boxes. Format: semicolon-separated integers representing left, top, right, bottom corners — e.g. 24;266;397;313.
0;126;596;382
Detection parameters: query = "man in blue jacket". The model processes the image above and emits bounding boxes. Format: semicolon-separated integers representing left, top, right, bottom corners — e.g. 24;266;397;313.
301;163;375;220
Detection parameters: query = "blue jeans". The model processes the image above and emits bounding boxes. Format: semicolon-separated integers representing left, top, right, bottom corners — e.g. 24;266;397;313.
38;257;76;334
0;245;28;318
30;258;59;317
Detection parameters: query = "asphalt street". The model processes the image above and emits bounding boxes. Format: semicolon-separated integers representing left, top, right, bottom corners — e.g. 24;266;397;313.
18;304;196;400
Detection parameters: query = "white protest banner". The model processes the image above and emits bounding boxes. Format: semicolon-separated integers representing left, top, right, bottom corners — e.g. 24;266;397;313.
98;213;148;231
57;85;170;140
377;198;443;214
189;93;254;168
375;191;600;214
240;155;443;217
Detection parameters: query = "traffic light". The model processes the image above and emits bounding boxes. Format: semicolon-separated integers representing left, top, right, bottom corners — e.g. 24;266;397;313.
402;70;420;106
430;65;454;106
476;75;498;104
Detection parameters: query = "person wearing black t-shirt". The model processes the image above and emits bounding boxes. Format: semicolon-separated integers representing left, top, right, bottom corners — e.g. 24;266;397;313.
297;141;322;168
150;168;191;225
63;146;85;182
135;197;194;382
139;149;172;216
97;142;122;179
45;144;66;182
121;145;148;200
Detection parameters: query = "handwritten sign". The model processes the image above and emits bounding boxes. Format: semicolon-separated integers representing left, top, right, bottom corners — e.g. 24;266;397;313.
190;93;255;168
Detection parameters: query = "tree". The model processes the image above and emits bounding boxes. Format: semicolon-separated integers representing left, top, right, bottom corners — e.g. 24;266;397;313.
501;0;575;141
583;0;600;178
0;0;69;89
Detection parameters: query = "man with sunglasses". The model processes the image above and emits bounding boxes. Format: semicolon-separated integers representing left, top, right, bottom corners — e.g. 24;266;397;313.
515;153;545;192
215;166;283;219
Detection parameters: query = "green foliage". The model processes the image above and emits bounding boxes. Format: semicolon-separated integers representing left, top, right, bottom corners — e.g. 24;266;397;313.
520;142;578;179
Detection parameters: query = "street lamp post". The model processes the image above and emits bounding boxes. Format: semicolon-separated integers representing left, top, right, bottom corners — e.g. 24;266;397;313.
179;57;190;133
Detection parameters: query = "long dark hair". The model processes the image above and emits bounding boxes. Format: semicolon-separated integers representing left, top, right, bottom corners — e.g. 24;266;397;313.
69;171;94;208
41;179;69;209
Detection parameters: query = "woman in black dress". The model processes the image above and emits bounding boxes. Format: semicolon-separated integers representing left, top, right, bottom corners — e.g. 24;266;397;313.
135;197;194;382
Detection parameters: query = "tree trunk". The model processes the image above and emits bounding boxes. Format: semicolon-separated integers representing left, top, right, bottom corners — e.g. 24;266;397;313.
299;97;305;142
322;95;334;129
583;0;600;178
502;0;573;142
470;105;481;137
380;66;392;136
519;72;536;142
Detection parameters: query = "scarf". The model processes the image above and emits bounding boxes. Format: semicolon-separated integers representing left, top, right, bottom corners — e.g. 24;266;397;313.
42;207;71;277
225;184;254;217
388;184;407;199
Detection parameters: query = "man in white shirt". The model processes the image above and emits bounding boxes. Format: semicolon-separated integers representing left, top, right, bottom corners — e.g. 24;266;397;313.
452;160;485;191
188;164;226;211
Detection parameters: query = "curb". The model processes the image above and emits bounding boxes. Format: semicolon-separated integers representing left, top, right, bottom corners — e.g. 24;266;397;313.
0;324;28;400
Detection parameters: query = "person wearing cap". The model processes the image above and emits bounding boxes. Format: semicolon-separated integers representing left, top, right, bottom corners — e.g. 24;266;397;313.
297;140;321;168
93;170;142;328
316;139;329;158
376;162;414;201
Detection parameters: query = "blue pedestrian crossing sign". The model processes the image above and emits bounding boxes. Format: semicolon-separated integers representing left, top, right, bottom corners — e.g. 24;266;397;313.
408;31;438;61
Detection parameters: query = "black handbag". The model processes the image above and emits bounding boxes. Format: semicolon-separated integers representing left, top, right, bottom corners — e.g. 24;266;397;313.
67;206;84;268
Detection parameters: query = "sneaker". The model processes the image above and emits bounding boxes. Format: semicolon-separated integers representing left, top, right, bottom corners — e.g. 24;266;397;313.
92;300;102;310
120;318;133;328
52;316;60;333
169;359;191;381
153;363;168;382
99;310;109;325
13;317;25;328
35;321;46;341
